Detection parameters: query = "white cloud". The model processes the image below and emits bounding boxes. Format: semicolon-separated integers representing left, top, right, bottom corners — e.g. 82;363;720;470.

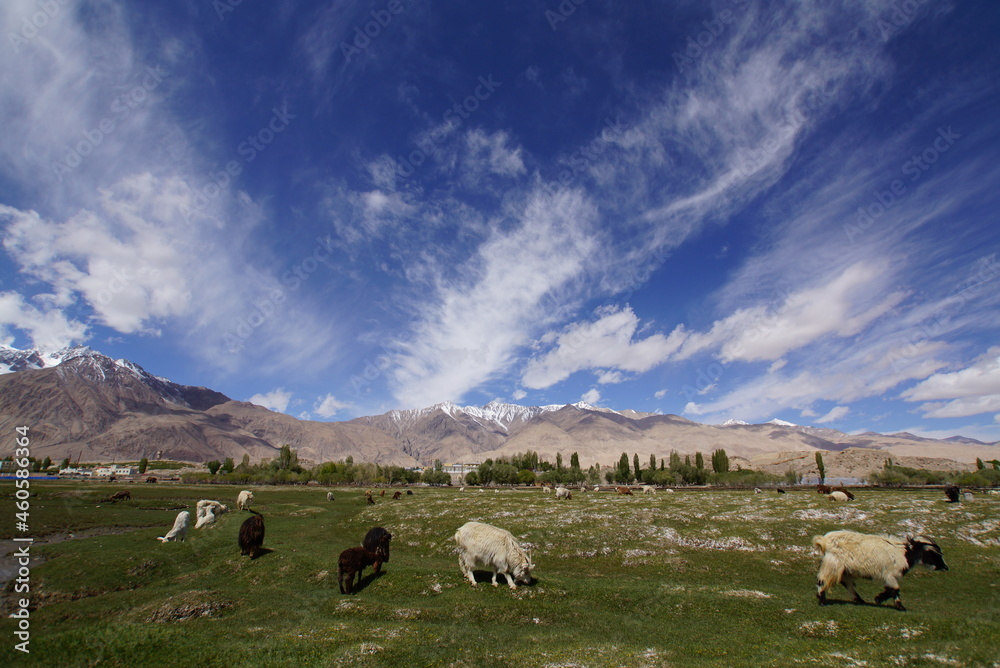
314;393;351;418
522;306;687;389
1;181;192;334
596;370;624;384
654;389;668;399
917;395;1000;419
816;406;849;424
902;348;1000;400
464;129;525;178
682;336;951;425
581;388;601;405
676;262;903;363
901;348;1000;418
0;4;348;378
249;388;293;413
0;292;88;350
511;389;527;401
358;189;416;236
390;188;599;407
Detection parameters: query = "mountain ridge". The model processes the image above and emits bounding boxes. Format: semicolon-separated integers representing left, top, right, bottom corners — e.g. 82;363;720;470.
0;346;995;476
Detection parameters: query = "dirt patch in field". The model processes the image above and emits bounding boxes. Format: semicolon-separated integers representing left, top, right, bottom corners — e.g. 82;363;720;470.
146;590;233;623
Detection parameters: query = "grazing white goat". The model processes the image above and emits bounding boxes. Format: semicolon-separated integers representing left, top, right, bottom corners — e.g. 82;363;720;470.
327;491;335;501
194;500;226;529
195;506;216;529
828;491;851;502
642;485;656;495
157;511;190;542
237;489;254;510
454;521;534;590
555;486;572;500
813;530;948;611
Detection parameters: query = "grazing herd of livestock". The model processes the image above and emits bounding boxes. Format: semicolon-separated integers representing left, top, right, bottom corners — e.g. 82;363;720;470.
140;482;972;609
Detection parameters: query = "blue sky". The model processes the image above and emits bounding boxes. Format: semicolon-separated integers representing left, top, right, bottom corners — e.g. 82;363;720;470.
2;1;999;441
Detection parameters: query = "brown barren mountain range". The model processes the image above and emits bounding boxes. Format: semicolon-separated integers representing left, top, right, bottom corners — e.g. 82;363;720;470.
0;347;996;478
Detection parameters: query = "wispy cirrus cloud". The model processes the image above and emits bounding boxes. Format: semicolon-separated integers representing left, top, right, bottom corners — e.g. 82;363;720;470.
375;3;908;407
389;188;599;407
0;3;348;376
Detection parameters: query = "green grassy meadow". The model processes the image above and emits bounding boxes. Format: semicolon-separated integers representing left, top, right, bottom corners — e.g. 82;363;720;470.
2;482;998;667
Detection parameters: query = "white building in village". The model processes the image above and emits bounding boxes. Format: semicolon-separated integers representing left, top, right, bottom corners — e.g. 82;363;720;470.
93;465;138;477
58;467;93;476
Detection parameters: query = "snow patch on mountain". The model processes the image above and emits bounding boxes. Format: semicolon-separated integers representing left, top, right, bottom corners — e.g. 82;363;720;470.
0;344;211;409
721;418;749;426
767;418;799;427
380;398;619;432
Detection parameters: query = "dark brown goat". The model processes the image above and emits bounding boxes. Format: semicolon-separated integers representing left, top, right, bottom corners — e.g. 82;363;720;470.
944;485;960;503
362;527;393;574
817;484;832;494
338;547;381;594
238;511;265;559
392;491;402;500
615;486;633;496
103;490;131;502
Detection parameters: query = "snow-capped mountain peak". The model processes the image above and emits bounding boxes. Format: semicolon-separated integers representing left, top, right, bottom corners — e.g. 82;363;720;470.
767;418;799;427
721;418;749;426
377;399;614;433
0;345;100;374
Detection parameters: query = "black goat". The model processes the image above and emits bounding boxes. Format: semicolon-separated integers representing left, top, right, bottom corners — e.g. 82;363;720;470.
239;510;265;558
338;547;381;594
362;527;393;574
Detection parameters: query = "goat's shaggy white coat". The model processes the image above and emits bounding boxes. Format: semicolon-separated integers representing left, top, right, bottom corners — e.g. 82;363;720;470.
813;530;947;610
237;490;254;510
454;521;534;590
828;490;851;502
157;511;190;542
194;499;227;528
